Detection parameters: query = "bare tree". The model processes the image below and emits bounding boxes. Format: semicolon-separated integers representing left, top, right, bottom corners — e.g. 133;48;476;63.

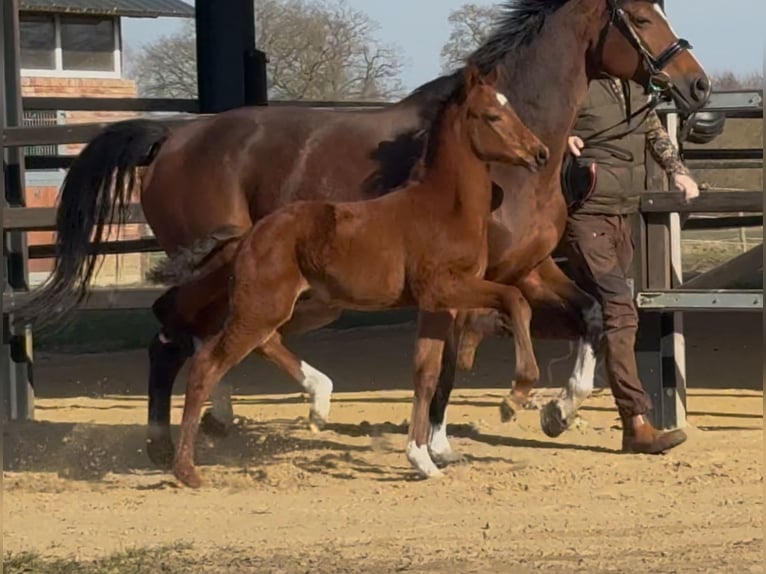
710;70;764;90
440;3;500;73
125;0;404;101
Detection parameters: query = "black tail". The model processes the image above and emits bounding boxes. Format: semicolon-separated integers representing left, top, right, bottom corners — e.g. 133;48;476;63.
17;118;170;330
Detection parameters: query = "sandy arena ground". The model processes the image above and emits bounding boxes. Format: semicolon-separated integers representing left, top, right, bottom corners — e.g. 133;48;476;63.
3;314;764;573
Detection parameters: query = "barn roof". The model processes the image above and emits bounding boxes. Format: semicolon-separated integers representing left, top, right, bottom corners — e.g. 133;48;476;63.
19;0;194;18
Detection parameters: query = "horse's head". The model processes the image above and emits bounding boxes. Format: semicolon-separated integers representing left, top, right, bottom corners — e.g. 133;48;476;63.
590;0;711;113
461;64;550;172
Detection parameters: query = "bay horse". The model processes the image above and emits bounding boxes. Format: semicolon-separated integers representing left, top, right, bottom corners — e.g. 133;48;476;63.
21;0;710;470
170;64;549;487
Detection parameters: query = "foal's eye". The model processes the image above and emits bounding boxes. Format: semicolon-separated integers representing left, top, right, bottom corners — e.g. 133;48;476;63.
484;113;501;122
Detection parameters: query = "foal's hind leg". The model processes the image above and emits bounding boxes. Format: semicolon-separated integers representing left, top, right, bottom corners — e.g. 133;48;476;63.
173;292;307;487
256;331;334;431
201;297;342;436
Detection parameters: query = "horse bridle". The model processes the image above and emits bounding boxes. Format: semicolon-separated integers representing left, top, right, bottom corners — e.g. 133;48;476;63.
585;0;694;146
607;0;693;97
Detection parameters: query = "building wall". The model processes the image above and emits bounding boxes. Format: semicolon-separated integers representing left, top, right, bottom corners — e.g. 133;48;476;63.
23;76;147;287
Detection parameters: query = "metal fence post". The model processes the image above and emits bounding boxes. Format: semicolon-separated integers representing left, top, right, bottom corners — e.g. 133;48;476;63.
2;0;34;422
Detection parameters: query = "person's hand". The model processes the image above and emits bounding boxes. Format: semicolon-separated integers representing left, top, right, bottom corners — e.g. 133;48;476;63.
673;173;699;202
567;136;584;157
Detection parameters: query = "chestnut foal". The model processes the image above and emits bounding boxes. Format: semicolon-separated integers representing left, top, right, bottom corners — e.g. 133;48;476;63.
172;64;549;488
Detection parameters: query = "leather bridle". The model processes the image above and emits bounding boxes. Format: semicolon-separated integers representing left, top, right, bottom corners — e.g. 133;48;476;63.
607;0;693;98
585;0;695;146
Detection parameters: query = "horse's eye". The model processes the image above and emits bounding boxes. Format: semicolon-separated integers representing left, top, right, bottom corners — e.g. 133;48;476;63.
632;15;652;27
484;113;501;122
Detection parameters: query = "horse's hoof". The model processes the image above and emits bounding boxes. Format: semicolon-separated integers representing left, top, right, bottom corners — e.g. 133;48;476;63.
540;401;570;438
499;396;518;423
430;448;466;468
146;434;174;469
200;410;231;438
173;462;204;489
308;409;327;433
407;442;444;479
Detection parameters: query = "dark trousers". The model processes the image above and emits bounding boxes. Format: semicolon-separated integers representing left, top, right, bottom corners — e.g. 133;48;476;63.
561;212;652;417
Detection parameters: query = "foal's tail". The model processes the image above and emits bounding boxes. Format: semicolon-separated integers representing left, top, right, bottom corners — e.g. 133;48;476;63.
17;119;171;331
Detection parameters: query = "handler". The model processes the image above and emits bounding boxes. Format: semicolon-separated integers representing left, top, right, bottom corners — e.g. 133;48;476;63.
561;77;699;454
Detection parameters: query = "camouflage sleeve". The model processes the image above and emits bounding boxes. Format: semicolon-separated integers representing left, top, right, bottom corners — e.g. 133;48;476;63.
645;110;692;178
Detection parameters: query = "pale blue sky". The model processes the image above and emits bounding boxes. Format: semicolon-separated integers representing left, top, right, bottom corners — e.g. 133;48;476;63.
123;0;764;92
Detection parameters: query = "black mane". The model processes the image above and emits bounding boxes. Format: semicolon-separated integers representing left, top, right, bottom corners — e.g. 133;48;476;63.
367;0;571;194
469;0;570;72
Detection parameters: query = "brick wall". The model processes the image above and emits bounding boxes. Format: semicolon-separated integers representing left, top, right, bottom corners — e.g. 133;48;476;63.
23;76;147;287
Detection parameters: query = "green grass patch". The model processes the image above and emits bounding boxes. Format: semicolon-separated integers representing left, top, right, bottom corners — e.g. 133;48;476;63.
3;544;193;574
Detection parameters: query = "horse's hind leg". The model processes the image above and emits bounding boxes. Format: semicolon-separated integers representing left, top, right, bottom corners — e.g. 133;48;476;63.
522;257;602;438
146;328;194;467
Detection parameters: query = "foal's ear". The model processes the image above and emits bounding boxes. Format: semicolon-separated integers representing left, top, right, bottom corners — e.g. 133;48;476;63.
464;63;482;90
484;66;499;87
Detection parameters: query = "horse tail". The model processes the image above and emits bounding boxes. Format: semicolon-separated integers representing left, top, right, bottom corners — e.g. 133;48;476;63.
18;118;170;330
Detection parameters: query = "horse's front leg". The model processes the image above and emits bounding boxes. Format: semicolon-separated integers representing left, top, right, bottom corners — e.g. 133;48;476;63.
516;256;603;437
427;314;465;466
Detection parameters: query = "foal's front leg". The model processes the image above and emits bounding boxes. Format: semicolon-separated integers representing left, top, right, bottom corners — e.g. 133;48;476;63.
408;310;456;478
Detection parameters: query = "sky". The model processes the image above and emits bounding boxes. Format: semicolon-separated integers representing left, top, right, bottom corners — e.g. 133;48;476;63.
122;0;765;92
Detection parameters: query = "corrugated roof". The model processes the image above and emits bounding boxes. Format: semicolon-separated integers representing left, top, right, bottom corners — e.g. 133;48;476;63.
19;0;195;18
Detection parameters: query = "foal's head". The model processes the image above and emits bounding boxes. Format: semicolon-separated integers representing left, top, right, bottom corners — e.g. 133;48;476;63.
460;64;549;172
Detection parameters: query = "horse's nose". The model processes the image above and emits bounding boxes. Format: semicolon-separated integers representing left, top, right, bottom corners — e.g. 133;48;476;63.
691;75;711;103
536;146;550;167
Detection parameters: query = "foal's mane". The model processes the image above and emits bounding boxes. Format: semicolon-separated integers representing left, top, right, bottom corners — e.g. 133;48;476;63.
406;0;571;119
367;0;572;195
411;0;570;167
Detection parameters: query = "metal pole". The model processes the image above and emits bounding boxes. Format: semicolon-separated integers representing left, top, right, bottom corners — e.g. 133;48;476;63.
195;0;264;113
2;0;34;422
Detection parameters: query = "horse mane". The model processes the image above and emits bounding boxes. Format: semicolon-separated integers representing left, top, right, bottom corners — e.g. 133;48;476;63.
370;0;570;193
468;0;570;73
412;0;570;166
405;0;571;111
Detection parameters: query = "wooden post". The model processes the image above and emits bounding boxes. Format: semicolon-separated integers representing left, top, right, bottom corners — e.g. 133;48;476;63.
635;109;686;431
1;0;34;422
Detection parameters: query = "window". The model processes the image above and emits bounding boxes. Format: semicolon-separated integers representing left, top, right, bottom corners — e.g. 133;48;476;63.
19;12;120;77
60;16;115;72
20;15;55;70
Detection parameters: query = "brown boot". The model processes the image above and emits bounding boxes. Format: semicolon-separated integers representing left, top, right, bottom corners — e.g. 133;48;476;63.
621;414;687;454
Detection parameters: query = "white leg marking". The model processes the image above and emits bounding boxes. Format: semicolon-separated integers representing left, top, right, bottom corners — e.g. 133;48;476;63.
428;414;452;459
541;302;601;437
406;441;443;479
565;339;597;405
299;361;333;429
193;338;235;426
